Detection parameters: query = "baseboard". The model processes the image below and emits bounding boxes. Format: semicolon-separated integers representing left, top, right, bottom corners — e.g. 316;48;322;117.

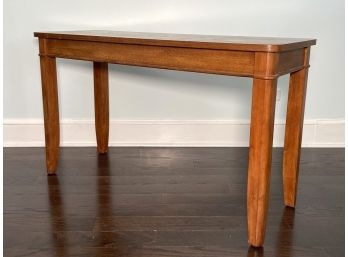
3;119;345;147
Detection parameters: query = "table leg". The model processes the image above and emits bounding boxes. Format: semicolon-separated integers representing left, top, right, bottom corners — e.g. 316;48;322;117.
93;62;109;154
283;67;308;207
247;78;277;247
40;56;60;175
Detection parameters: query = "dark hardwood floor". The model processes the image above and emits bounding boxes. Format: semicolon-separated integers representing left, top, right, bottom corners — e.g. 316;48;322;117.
4;147;344;257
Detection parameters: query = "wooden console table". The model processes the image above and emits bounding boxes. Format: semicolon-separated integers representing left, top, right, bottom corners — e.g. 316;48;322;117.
34;31;316;247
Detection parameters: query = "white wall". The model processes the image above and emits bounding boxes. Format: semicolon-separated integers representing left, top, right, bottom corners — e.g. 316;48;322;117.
4;0;345;146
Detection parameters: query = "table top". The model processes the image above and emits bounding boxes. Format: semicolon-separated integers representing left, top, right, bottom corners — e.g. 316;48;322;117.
34;30;316;52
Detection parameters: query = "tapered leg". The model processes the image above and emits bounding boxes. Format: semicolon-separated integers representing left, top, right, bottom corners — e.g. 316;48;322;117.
93;62;109;154
247;78;277;247
283;67;308;207
40;56;60;175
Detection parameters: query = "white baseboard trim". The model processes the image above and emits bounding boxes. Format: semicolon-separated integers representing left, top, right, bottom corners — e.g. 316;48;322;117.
3;119;345;147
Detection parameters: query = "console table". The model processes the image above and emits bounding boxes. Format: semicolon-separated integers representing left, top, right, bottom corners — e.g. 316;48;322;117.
34;30;316;247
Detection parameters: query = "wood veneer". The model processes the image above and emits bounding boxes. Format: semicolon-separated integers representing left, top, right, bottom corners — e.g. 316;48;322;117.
34;30;316;247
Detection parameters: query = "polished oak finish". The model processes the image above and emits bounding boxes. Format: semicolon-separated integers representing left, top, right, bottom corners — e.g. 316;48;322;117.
247;52;278;246
42;39;255;77
34;30;316;247
248;78;277;246
39;50;60;175
4;147;344;257
34;30;316;52
283;48;311;207
93;62;109;154
34;31;315;79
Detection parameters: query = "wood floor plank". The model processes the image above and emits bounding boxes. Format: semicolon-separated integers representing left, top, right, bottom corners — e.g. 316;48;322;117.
4;147;343;257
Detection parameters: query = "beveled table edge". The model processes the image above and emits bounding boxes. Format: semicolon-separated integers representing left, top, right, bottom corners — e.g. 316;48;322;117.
34;31;317;52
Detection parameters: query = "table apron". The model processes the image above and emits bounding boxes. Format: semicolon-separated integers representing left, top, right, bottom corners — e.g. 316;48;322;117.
39;38;308;79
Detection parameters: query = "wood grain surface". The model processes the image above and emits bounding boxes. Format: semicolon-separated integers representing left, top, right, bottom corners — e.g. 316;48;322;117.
39;55;60;175
34;30;316;52
93;62;109;154
4;147;344;257
34;31;317;247
283;48;311;207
